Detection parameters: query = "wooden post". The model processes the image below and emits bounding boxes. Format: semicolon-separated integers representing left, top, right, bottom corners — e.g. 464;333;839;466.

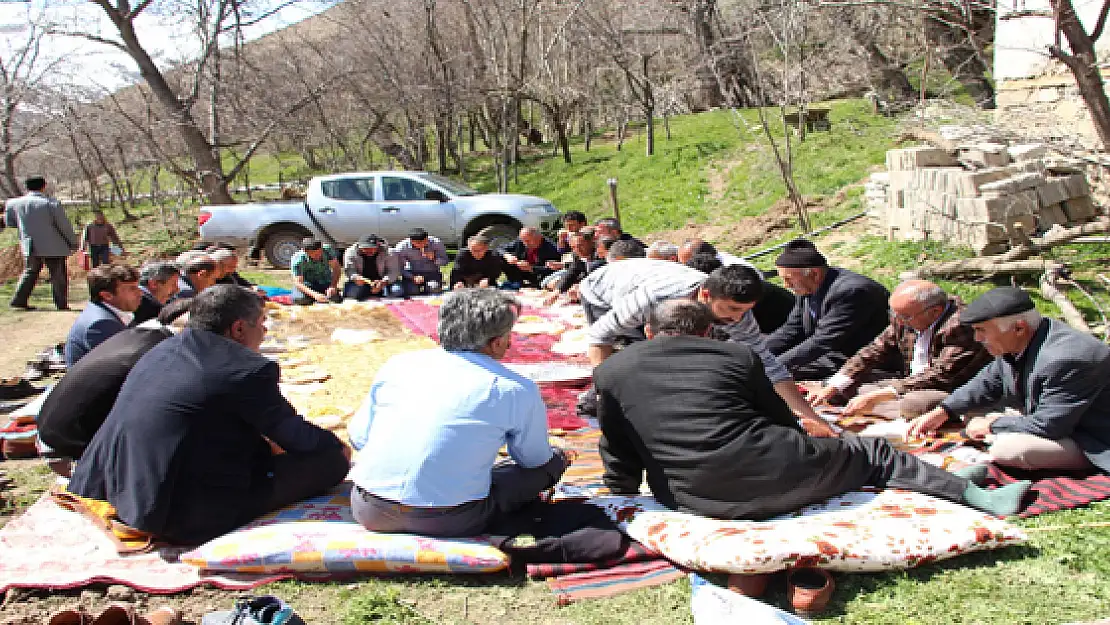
607;178;620;223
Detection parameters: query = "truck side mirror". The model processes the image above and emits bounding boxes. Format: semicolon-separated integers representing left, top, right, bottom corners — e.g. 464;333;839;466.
425;189;448;203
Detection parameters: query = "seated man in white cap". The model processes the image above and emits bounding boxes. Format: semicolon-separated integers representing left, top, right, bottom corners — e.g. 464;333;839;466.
766;239;890;380
909;287;1110;475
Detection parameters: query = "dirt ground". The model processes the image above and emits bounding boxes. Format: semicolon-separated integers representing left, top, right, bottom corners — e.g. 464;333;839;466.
642;195;831;255
0;309;80;379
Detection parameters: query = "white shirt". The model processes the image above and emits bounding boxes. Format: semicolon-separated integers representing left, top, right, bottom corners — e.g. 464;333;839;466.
910;303;950;375
103;301;134;326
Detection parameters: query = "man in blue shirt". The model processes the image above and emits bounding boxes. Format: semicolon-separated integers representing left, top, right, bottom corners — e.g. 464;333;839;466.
348;288;569;537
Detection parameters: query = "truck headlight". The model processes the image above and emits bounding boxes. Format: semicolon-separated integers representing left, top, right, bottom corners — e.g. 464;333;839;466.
523;203;556;214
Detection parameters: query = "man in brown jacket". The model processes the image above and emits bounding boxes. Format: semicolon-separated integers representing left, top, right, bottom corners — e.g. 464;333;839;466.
812;280;991;419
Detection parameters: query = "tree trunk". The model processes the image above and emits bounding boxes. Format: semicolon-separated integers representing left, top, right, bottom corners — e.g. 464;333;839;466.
1051;0;1110;149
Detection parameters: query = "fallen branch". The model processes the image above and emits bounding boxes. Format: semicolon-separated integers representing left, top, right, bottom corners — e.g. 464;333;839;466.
904;218;1110;279
1040;272;1091;332
900;260;1063;280
898;126;960;153
1060;277;1109;340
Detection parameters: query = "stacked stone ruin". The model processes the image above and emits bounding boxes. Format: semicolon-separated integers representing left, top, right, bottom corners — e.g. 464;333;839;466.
866;144;1102;255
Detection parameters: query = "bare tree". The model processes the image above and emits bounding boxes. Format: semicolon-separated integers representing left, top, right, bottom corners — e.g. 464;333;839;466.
1046;0;1110;149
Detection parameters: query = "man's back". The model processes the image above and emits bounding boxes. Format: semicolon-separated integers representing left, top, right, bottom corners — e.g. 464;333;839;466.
5;192;77;257
39;325;172;459
349;349;551;507
69;329;289;543
594;335;807;519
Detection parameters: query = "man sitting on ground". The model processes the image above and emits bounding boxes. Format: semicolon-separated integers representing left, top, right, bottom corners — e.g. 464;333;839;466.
68;285;350;544
556;210;588;254
39;299;192;477
909;287;1110;474
646;241;680;262
812;280;990;419
578;258;827;429
594;217;645;248
393;227;448;295
343;234;402;300
595;299;1031;520
174;254;219;300
212;246;255;289
450;234;503;289
291;238;342;305
548;230;603;301
347;289;569;537
682;247;794;334
767;239;891;380
500;226;560;289
132;261;181;326
64;264;143;367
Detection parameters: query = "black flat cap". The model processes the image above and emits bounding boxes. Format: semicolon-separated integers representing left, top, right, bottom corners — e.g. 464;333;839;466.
960;287;1035;325
409;227;429;240
775;239;827;268
357;234;383;248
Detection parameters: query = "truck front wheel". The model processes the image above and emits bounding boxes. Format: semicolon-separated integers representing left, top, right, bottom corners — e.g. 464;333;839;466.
469;221;519;252
263;229;309;269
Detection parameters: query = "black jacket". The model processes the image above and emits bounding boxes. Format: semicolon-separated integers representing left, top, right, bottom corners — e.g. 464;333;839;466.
752;281;796;335
68;329;344;544
449;250;504;287
131;290;163;327
38;326;173;459
500;238;561;283
765;267;890;374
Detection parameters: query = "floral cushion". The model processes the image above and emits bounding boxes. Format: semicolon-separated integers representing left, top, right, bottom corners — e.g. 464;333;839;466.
180;485;508;575
587;489;1027;574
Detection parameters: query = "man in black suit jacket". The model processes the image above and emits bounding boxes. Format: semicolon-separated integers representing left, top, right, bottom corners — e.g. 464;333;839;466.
64;264;144;367
909;287;1110;474
766;240;892;380
131;261;181;326
68;285;349;544
500;226;561;288
594;299;1030;520
38;299;193;475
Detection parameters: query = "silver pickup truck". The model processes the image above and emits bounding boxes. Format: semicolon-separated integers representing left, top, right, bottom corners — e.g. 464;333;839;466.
197;171;563;268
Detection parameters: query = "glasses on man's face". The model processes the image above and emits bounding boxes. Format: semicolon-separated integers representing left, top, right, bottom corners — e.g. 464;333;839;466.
890;307;931;324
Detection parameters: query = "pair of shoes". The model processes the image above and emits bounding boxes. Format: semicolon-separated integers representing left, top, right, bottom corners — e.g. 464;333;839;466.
0;378;40;401
9;303;36;311
48;604;181;625
202;596;303;625
2;436;39;459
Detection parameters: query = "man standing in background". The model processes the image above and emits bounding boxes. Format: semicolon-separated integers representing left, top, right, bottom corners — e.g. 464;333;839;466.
5;176;79;311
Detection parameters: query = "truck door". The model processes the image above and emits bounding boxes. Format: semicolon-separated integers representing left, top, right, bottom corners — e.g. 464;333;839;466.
378;175;457;244
312;177;380;244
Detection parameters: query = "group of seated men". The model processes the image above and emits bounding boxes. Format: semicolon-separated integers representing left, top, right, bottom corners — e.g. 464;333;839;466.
35;225;1110;547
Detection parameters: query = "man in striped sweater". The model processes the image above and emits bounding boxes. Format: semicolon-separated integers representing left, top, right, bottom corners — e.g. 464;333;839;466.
578;258;830;433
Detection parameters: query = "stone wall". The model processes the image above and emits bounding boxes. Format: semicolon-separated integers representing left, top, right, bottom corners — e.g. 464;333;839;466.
867;145;1102;255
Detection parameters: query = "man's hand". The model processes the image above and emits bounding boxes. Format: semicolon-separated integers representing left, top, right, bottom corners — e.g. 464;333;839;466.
504;254;519;264
908;406;951;439
965;415;999;441
801;418;838;438
454;281;465;290
844;388;898;416
478;278;490;288
413;275;425;285
353;276;368;285
312;291;329;304
325;286;339;299
546;261;564;270
542;291;560;306
810;385;843;406
588;344;615;367
423;250;436;261
518;261;533;272
566;284;581;303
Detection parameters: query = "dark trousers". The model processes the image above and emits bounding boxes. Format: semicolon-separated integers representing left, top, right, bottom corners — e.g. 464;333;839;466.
501;264;551;289
401;270;443;296
789;352;851;381
11;255;68;309
88;244;111;268
252;446;350;522
351;452;568;537
293;282;342;305
754;434;969;520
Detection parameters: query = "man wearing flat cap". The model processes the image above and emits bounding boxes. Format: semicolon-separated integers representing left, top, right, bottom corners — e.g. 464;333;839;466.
909;287;1110;474
343;234;401;300
766;239;892;380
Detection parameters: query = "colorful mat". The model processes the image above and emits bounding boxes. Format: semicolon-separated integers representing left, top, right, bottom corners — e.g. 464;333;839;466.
385;299;589;431
986;464;1110;518
545;559;686;604
525;541;662;579
0;495;288;594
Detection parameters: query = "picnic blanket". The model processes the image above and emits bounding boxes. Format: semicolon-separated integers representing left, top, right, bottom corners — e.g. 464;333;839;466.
0;494;287;594
385;298;589;431
526;541;683;603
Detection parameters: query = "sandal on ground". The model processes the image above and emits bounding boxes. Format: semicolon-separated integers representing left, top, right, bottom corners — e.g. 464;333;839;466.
48;608;91;625
141;606;182;625
92;603;137;625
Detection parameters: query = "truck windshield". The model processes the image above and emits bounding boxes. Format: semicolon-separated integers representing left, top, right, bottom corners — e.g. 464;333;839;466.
417;173;480;197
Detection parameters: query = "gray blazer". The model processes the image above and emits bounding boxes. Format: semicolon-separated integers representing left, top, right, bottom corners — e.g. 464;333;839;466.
342;244;400;283
941;319;1110;473
4;191;78;258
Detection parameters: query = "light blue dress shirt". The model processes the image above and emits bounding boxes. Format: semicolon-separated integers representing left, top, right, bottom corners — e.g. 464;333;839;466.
348;348;555;507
